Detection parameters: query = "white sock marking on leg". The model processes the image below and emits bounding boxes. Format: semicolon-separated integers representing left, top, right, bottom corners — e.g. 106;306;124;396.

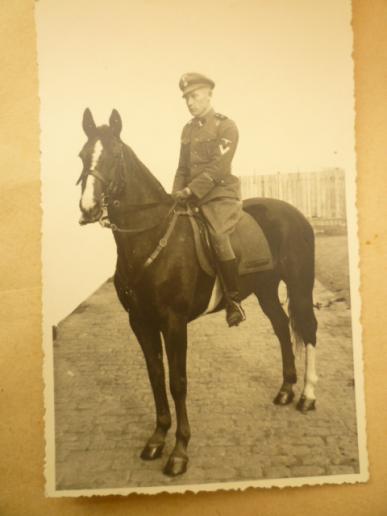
303;343;318;400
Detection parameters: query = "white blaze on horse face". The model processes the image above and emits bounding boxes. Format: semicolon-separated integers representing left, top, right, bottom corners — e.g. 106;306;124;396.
90;139;103;171
81;175;97;212
303;343;318;400
80;140;102;213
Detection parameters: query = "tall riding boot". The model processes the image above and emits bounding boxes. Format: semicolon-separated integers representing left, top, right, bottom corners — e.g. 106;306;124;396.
218;259;246;327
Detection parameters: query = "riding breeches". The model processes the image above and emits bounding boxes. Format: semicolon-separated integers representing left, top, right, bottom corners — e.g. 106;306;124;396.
199;198;243;261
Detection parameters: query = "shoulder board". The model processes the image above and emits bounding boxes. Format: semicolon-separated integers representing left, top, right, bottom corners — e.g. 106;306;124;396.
215;113;228;120
182;119;193;130
182;119;193;131
181;121;193;139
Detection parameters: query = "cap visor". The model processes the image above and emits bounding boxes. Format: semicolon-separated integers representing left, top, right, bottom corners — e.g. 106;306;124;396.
182;83;214;97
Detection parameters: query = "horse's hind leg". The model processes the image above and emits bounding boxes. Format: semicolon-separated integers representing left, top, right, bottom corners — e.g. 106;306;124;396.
288;285;318;413
255;279;297;405
129;313;171;460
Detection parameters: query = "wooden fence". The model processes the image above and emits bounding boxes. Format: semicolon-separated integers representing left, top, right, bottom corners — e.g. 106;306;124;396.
240;168;346;229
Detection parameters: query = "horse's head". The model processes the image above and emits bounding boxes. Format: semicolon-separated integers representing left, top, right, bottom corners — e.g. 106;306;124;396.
78;108;124;225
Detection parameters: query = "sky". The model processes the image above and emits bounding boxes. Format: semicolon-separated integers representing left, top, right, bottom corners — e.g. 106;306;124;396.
36;0;355;324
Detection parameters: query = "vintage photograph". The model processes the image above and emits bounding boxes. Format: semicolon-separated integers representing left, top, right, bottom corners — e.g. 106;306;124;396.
36;0;368;496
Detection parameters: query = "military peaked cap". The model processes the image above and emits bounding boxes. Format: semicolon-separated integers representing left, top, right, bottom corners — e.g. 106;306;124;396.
179;72;215;97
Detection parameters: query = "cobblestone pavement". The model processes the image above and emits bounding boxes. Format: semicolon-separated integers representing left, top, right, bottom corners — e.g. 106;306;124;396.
53;279;359;490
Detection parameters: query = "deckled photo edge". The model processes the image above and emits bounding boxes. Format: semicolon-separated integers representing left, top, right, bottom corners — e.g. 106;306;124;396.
36;0;369;497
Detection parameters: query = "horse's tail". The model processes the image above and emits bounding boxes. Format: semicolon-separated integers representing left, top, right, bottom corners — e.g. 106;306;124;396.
285;218;318;353
243;197;318;350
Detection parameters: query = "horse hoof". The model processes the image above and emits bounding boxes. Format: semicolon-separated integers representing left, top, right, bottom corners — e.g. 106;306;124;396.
163;455;188;477
296;395;316;413
140;443;164;461
273;390;294;405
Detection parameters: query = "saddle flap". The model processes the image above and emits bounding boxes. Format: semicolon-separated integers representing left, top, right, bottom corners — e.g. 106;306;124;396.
189;210;273;277
188;215;216;277
230;211;274;274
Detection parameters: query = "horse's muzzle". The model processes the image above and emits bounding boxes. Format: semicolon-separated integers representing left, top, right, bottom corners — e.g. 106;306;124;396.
79;213;90;225
79;210;101;225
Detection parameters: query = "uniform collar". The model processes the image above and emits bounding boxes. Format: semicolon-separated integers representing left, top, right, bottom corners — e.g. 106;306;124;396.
195;108;215;126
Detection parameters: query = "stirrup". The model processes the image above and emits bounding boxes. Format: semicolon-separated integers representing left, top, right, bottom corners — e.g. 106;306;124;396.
226;300;246;327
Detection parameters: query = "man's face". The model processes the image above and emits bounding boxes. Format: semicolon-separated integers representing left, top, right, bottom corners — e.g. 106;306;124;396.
184;87;212;118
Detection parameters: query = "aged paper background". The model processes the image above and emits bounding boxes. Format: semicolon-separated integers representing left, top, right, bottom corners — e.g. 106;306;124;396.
0;0;385;514
38;0;366;495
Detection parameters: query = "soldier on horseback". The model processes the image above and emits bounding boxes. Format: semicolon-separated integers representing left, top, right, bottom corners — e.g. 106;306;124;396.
78;105;318;476
172;72;246;327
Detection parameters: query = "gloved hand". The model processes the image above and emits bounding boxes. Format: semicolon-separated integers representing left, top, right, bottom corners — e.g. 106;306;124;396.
172;187;192;201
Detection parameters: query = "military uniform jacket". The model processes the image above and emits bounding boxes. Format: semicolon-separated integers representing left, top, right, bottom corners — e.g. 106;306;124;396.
172;109;241;204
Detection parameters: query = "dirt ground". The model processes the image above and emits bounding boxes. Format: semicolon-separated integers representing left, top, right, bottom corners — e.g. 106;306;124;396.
53;230;359;491
54;277;359;491
315;234;351;305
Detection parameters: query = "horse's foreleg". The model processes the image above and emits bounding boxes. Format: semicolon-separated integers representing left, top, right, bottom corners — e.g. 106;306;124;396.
161;314;190;477
129;313;171;460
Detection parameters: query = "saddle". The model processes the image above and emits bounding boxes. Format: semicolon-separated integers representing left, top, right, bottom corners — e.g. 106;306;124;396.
187;206;274;277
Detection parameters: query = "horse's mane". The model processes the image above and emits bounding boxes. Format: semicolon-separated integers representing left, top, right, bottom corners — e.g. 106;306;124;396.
121;143;171;204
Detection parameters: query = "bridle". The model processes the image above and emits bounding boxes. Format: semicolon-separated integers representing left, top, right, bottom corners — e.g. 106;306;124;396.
78;144;174;234
77;142;191;272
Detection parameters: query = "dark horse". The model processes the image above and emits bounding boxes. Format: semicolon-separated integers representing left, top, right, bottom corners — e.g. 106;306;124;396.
78;108;318;477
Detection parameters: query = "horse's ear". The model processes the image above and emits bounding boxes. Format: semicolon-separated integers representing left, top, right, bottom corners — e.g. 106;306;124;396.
109;109;122;137
82;108;96;138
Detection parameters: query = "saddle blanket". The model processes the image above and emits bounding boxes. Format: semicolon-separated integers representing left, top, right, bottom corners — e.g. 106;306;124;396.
189;210;274;279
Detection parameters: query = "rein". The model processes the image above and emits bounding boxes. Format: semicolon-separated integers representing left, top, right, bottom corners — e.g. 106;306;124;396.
98;193;174;235
100;197;197;274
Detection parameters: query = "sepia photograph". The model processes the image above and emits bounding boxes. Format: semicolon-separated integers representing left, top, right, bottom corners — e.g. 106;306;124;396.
36;0;368;496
